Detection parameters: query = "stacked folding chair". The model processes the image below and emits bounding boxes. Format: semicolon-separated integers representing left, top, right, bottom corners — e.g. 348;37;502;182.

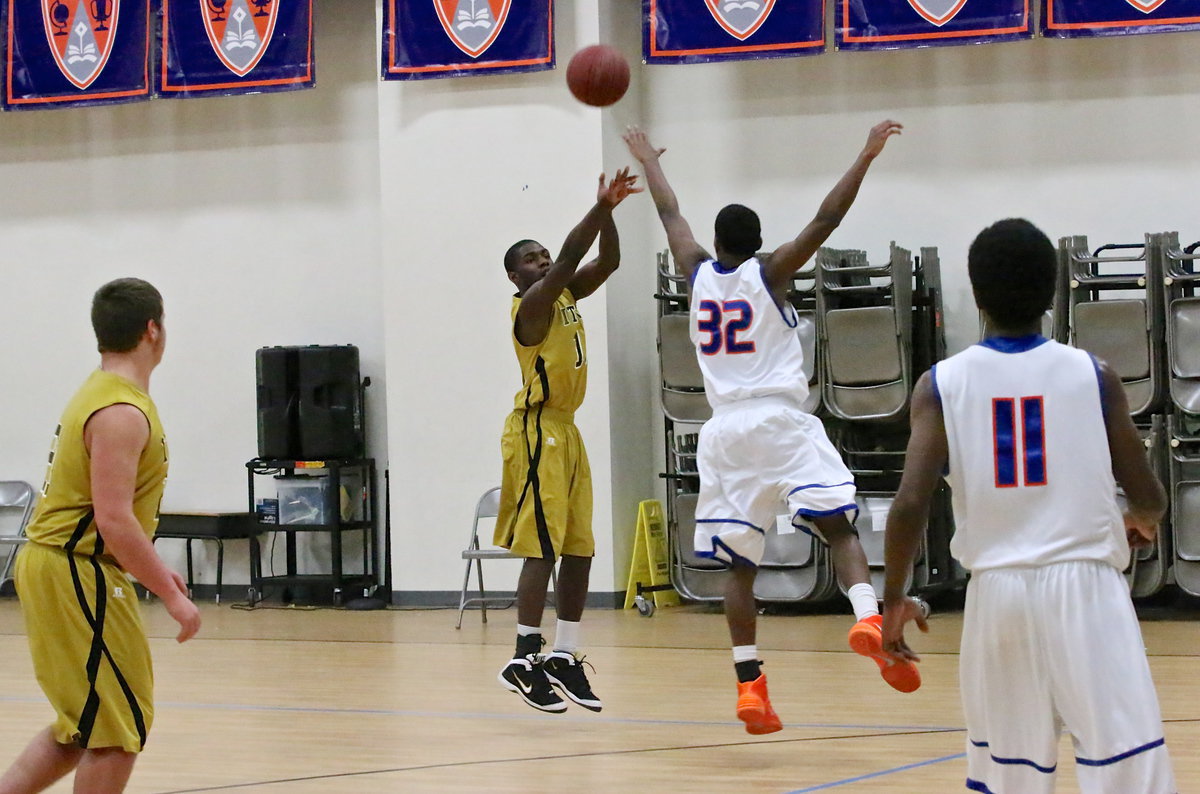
1159;232;1200;597
656;252;725;601
815;244;962;599
1059;234;1170;598
655;244;962;606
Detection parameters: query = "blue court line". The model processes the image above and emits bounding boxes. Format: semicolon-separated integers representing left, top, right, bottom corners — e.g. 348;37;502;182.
784;752;967;792
0;693;961;733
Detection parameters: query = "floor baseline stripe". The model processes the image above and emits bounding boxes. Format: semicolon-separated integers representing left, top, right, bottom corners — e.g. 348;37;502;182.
153;729;965;793
783;752;968;793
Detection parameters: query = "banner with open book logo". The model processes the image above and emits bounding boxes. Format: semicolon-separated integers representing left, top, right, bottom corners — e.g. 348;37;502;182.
837;0;1031;50
158;0;314;98
4;0;152;109
382;0;554;81
644;0;824;64
1043;0;1200;38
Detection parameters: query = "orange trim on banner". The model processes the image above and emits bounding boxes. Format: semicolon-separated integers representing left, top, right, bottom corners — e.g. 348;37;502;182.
840;0;1028;42
650;0;825;56
1045;0;1200;29
386;0;554;75
6;0;151;105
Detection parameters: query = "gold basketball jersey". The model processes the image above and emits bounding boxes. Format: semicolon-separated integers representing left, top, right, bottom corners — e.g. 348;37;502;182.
511;289;587;416
27;369;169;557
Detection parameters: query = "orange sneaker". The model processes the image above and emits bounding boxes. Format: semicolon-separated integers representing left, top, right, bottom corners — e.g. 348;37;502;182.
848;614;921;693
736;674;783;735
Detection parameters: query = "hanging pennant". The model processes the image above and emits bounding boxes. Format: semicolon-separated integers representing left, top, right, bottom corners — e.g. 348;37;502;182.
4;0;152;109
1043;0;1200;37
644;0;824;64
837;0;1031;50
158;0;314;97
382;0;554;81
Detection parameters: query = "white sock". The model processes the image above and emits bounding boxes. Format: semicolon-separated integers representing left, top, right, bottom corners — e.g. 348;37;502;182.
732;644;759;664
553;619;581;655
847;583;880;622
516;623;541;636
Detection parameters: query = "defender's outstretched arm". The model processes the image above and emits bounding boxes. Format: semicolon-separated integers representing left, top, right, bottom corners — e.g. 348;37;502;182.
623;126;710;280
764;120;902;293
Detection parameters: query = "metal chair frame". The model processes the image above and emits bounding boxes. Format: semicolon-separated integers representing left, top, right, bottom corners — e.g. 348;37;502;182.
0;481;35;592
456;487;556;629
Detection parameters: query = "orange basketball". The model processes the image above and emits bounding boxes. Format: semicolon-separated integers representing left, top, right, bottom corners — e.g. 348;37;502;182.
566;44;630;107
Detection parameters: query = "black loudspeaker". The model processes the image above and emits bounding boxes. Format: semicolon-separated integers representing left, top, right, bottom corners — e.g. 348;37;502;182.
256;347;299;459
298;346;363;459
256;346;363;460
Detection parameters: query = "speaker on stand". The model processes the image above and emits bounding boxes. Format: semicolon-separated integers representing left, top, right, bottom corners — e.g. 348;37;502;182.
298;345;364;459
256;347;299;460
255;345;384;609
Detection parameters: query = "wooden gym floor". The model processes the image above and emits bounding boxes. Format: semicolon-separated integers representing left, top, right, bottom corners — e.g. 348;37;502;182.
0;597;1196;793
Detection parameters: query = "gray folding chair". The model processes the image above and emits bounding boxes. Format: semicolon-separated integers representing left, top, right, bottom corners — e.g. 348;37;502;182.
790;259;822;415
659;312;712;424
456;487;555;629
1122;415;1171;599
1160;232;1200;415
1060;235;1163;418
666;491;728;602
816;244;914;423
0;481;36;593
1168;414;1200;597
755;515;835;603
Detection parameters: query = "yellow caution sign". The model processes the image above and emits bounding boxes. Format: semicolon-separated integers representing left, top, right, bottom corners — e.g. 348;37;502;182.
624;500;680;613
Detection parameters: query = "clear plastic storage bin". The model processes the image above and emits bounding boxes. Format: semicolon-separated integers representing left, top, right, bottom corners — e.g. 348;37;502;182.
275;476;333;525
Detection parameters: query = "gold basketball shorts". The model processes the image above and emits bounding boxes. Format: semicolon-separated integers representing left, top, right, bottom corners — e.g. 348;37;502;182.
15;542;153;753
494;407;594;559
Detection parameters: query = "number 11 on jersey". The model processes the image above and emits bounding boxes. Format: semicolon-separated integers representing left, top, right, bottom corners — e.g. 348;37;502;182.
992;396;1047;488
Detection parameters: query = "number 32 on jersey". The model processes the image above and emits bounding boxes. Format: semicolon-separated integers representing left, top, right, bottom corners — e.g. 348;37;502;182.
697;300;756;356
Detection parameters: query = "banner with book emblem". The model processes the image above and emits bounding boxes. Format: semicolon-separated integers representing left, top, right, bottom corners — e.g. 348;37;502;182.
383;0;554;81
1043;0;1200;38
159;0;313;97
837;0;1031;50
644;0;824;64
4;0;152;109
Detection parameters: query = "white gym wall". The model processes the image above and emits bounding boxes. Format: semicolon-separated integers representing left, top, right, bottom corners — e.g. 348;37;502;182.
2;0;1199;602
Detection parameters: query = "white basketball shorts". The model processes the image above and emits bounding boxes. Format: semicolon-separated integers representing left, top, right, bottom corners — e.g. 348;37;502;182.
694;395;856;566
961;560;1175;794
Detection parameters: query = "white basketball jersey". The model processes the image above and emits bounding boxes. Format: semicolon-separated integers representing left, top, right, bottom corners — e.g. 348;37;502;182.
689;259;809;409
934;336;1128;572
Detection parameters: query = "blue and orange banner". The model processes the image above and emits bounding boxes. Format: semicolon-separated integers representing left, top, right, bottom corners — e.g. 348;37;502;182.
383;0;554;81
644;0;824;64
159;0;314;98
4;0;152;109
837;0;1031;50
1043;0;1200;37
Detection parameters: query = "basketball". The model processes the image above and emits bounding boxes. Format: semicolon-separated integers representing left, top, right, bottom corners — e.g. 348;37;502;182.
566;45;630;107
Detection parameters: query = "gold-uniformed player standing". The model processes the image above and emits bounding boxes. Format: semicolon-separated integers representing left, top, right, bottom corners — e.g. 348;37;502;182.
0;279;200;794
494;169;640;714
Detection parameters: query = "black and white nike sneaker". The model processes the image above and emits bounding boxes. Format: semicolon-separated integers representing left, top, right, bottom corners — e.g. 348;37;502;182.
498;655;567;713
542;651;603;712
